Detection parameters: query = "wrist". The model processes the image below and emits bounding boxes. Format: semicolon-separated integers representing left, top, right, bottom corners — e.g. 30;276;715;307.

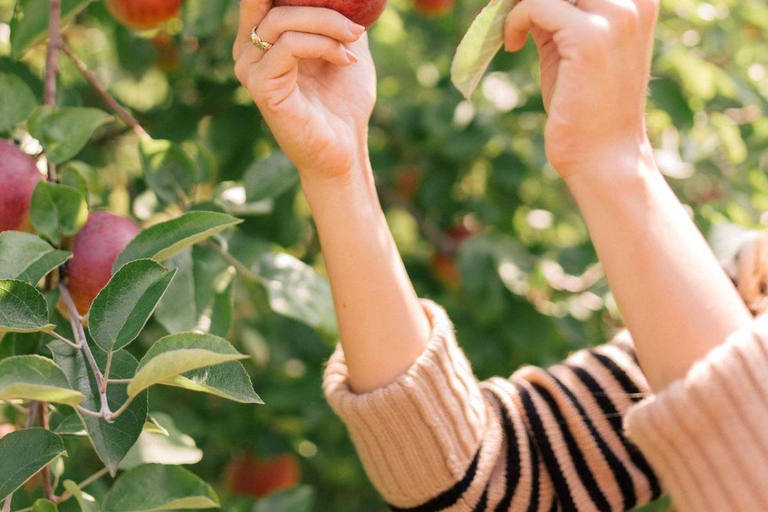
300;158;380;215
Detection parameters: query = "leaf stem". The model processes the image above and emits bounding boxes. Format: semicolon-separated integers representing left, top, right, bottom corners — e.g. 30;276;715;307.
100;352;113;394
202;240;261;283
47;331;80;350
106;379;131;384
59;283;114;421
76;405;104;419
59;41;150;140
2;497;11;512
38;404;56;502
2;400;31;415
107;395;135;421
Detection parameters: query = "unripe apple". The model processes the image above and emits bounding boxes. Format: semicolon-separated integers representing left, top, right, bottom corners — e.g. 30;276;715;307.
66;211;140;315
0;139;43;233
106;0;184;30
414;0;455;15
224;453;301;498
273;0;387;29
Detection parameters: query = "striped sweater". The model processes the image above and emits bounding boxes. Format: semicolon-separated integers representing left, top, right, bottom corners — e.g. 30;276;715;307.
323;300;768;511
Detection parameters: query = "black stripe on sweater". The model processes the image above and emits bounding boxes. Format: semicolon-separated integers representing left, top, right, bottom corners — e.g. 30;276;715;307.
530;382;612;512
546;371;638;509
591;352;646;403
486;391;521;512
389;449;482;512
566;364;662;500
473;486;489;511
514;383;578;512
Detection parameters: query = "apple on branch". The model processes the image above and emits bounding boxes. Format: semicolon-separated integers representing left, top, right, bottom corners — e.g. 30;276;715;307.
106;0;185;30
0;139;43;233
273;0;388;29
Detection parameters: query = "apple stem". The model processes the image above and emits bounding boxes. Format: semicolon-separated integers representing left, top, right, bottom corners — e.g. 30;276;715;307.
59;41;151;141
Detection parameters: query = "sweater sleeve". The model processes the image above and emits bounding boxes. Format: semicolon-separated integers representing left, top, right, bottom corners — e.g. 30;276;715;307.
323;300;660;511
625;315;768;512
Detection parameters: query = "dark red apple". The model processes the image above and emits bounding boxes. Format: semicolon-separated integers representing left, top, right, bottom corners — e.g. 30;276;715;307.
273;0;388;29
106;0;184;30
224;453;301;498
0;139;43;233
66;211;141;315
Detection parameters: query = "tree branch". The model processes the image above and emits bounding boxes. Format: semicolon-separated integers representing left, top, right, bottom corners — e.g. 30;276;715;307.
38;404;56;502
44;0;62;182
56;468;110;503
58;283;114;421
59;41;150;140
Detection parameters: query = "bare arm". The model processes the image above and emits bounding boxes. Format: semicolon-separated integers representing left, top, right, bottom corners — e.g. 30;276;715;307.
233;2;429;393
504;0;752;391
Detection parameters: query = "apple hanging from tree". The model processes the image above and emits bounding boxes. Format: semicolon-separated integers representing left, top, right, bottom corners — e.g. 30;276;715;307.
273;0;388;29
224;452;301;498
0;139;43;233
105;0;184;30
66;211;140;315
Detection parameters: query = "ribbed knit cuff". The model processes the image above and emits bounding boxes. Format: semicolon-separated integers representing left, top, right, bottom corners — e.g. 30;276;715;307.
323;299;487;508
625;316;768;511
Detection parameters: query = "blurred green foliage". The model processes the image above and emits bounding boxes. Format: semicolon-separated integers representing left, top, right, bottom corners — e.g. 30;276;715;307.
0;0;766;510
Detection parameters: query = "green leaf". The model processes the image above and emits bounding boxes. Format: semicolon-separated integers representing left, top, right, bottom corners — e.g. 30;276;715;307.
119;413;203;470
0;355;85;405
128;333;248;397
253;487;315;512
0;74;37;133
28;107;112;165
154;247;230;335
243;153;299;202
0;232;71;284
451;0;518;100
10;0;93;59
114;212;243;271
0;428;66;500
32;499;59;512
163;361;262;404
103;465;220;512
208;281;233;338
183;0;230;38
141;139;199;204
53;414;87;437
0;279;55;333
50;342;148;476
89;260;176;352
253;253;337;337
58;163;91;201
29;182;89;245
62;480;100;512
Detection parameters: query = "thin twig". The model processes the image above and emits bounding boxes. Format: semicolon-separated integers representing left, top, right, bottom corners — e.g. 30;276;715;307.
107;396;135;421
38;404;56;502
25;402;38;428
43;0;61;182
59;283;113;420
2;400;31;415
59;41;150;140
56;468;110;503
100;352;113;394
202;240;261;283
46;331;81;350
107;379;131;384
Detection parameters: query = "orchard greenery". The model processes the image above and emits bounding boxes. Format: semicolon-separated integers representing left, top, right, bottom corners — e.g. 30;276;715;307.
0;0;766;511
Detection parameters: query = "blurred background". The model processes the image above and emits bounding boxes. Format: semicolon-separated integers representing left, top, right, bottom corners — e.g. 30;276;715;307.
1;0;767;510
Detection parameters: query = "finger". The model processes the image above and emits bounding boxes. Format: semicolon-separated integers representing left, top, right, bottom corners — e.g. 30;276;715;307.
257;7;366;46
233;0;272;61
247;32;357;104
504;0;588;51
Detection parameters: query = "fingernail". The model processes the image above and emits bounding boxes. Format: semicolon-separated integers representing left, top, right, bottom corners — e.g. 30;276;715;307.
346;49;359;63
348;22;366;37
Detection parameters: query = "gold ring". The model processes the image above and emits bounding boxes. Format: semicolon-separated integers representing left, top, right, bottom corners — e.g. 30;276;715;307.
251;27;274;52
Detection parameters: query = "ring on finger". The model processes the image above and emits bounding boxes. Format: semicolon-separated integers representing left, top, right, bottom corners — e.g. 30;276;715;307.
251;27;274;52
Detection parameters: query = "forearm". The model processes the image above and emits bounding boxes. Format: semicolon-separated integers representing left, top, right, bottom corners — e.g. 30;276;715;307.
566;147;752;391
301;160;431;394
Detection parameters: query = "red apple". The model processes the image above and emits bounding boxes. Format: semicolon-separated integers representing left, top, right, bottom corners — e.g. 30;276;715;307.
0;424;16;439
273;0;387;29
414;0;455;15
66;211;140;315
431;224;479;287
0;139;43;233
224;453;301;498
106;0;184;30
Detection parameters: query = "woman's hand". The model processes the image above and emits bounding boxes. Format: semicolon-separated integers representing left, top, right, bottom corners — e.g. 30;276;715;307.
233;1;376;182
504;0;659;180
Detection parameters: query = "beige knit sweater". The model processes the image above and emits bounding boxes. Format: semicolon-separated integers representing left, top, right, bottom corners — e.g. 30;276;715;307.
323;300;768;511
